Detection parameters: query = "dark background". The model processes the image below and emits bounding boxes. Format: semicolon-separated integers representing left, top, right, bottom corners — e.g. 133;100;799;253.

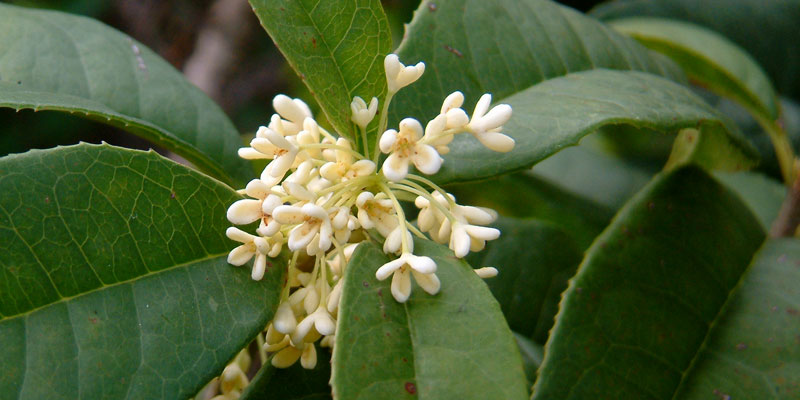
0;0;606;158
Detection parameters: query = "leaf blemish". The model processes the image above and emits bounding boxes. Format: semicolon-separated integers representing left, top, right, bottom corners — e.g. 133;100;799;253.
404;382;417;395
428;2;437;12
444;45;463;58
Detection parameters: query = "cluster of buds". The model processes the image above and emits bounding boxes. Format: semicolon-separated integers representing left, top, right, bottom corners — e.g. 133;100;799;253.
225;54;514;370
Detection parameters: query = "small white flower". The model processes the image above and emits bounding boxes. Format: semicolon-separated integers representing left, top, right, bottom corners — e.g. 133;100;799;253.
449;205;500;258
350;96;379;128
423;114;454;155
225;227;275;280
383;225;412;254
414;191;453;243
226;179;283;237
330;206;359;244
380;118;443;181
474;267;498;279
376;252;440;303
467;94;515;153
273;302;298;334
273;203;333;254
328;243;359;277
320;138;376;182
272;94;313;135
385;54;425;93
356;192;398;237
251;127;300;178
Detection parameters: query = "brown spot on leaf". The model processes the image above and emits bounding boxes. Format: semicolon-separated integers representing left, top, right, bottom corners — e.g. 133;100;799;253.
428;3;437;11
444;45;463;57
736;343;747;350
405;382;417;395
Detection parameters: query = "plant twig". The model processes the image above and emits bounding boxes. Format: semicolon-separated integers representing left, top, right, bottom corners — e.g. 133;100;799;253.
770;161;800;237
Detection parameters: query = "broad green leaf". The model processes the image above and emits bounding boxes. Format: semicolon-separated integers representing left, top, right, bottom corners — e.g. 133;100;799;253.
592;0;800;101
434;69;758;184
715;171;786;231
0;143;284;399
248;0;392;151
391;0;684;125
678;238;800;399
0;4;251;186
531;135;654;210
609;17;779;121
466;217;582;343
449;172;613;248
332;240;528;400
533;166;766;399
241;350;332;400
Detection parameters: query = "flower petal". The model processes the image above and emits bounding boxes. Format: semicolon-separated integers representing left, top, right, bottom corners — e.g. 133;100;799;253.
412;270;441;295
406;254;437;274
227;199;263;225
412;144;443;175
390;268;411;303
273;205;305;224
376;257;405;280
379;129;398;153
227;244;254;266
382;152;410;182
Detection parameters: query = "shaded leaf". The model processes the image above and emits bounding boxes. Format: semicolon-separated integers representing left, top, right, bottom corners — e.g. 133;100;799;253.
531;135;654;210
434;69;757;184
592;0;800;101
466;217;582;343
332;239;528;400
0;4;251;186
533;166;765;399
715;171;785;231
514;333;544;387
678;238;800;399
241;349;332;400
248;0;392;151
449;172;613;248
609;17;779;120
391;0;684;125
0;143;284;399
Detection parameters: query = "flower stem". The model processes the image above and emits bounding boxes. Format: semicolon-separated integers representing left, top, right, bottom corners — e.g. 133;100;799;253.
373;92;395;164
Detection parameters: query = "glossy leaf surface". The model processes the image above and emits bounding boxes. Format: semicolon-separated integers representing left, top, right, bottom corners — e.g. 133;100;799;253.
0;4;251;186
332;240;528;400
435;70;757;184
533;166;765;399
0;144;284;399
248;0;392;150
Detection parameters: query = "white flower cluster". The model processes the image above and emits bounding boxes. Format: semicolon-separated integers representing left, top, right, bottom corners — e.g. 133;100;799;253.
225;54;513;369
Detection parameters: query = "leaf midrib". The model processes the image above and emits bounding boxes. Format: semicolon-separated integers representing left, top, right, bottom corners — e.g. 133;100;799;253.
0;252;229;322
669;239;765;399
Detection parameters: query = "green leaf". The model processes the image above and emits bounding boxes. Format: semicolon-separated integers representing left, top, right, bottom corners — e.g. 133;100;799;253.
609;17;779;121
532;166;766;399
0;143;284;399
248;0;392;150
434;69;758;184
466;217;582;343
0;4;251;186
531;135;654;210
449;172;613;249
591;0;800;101
514;333;544;387
391;0;684;126
332;239;528;400
715;171;785;231
241;350;332;400
677;238;800;399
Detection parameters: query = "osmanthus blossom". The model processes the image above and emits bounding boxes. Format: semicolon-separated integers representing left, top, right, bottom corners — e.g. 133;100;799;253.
224;53;515;369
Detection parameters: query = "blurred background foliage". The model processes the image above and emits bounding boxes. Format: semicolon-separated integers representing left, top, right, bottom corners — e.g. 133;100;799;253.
0;0;605;161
